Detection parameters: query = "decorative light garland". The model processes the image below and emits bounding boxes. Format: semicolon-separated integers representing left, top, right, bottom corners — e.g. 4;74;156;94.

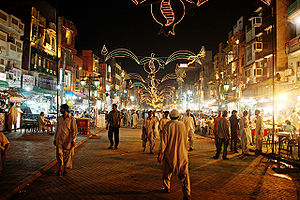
131;0;271;36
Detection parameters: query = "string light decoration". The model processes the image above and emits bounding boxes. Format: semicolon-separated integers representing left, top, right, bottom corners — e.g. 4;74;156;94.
260;0;271;6
131;0;271;36
104;47;204;68
105;47;205;108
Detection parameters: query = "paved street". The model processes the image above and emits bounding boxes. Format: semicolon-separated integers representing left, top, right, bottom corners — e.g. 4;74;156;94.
0;129;101;199
9;128;300;200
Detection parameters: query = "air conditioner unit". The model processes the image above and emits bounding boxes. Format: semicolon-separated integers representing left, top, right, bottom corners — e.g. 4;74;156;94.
255;42;263;52
253;17;262;27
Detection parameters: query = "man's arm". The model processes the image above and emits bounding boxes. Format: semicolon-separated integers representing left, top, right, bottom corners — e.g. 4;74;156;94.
106;112;111;129
53;118;59;146
158;126;168;163
71;117;78;147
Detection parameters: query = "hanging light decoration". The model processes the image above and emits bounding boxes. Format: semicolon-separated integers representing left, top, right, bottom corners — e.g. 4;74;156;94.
130;0;271;36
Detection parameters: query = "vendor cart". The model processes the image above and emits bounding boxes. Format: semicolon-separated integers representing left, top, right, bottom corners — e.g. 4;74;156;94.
76;118;90;134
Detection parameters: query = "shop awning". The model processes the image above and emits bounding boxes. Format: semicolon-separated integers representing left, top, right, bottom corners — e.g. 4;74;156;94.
33;87;57;95
0;81;9;88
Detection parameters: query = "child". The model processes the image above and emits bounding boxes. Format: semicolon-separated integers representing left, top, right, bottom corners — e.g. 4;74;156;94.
0;132;10;175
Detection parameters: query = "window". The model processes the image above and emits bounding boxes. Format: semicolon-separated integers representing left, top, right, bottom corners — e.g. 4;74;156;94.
10;44;16;51
0;34;5;41
38;56;41;67
0;12;7;21
19;23;24;30
11;17;18;25
256;68;263;76
16;41;22;48
51;38;55;50
65;29;72;46
0;59;4;65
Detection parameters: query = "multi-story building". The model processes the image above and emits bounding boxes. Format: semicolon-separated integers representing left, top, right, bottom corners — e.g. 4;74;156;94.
0;9;24;90
58;16;77;93
5;1;58;114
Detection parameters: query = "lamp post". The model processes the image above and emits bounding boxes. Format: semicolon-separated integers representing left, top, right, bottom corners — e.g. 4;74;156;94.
80;75;101;120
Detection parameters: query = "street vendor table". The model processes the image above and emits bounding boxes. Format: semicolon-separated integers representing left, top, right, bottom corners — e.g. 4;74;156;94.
277;132;291;156
22;119;38;133
238;128;272;136
76;118;90;134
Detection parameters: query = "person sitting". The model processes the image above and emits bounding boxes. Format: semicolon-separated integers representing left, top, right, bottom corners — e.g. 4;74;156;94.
38;112;51;133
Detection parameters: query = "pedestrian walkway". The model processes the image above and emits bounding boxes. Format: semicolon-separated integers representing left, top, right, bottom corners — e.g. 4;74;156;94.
10;128;300;200
0;128;103;199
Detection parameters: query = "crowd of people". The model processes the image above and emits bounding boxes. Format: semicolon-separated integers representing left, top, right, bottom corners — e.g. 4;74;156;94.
2;102;300;200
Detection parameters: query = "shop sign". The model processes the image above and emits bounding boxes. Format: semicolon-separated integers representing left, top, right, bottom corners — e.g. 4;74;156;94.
0;72;6;81
22;74;34;90
38;74;54;90
9;96;23;102
64;90;73;95
286;35;300;54
6;69;21;88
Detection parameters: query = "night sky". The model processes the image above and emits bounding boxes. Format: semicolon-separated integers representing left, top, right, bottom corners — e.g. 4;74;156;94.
2;0;262;74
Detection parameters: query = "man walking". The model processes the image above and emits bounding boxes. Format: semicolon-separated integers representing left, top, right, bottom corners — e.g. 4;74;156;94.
182;109;195;151
106;104;122;150
0;132;10;175
255;109;264;154
132;111;138;129
54;104;78;176
239;110;250;155
229;110;239;153
213;111;222;152
142;110;155;154
158;109;191;200
7;102;18;132
213;110;231;160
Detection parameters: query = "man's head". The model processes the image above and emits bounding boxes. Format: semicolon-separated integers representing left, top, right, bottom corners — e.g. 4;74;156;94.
222;110;228;118
218;111;222;117
112;104;117;111
170;109;180;120
10;102;14;107
40;112;45;117
232;110;237;116
243;110;248;117
186;109;191;116
60;104;70;115
164;111;169;118
148;110;153;118
255;109;260;116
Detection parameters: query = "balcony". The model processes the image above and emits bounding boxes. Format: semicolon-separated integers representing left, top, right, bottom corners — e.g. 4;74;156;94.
288;0;300;23
286;35;300;54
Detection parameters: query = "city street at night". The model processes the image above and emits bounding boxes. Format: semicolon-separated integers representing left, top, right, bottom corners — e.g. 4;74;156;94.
9;128;300;200
1;0;300;199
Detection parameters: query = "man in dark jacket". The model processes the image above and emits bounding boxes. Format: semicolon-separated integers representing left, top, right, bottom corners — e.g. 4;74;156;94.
213;110;231;160
229;110;239;153
106;104;122;150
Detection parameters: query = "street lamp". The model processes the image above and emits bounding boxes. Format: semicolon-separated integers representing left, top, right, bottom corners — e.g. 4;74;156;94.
80;75;101;121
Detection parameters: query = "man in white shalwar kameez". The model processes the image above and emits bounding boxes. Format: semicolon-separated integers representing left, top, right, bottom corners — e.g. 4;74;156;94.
7;102;18;132
132;111;138;129
255;110;264;154
142;111;155;154
182;109;195;151
239;110;250;155
158;111;170;153
289;110;300;132
153;110;160;138
54;104;78;176
158;109;191;200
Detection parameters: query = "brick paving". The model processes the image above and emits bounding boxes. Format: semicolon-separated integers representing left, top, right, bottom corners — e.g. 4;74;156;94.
9;128;300;200
0;129;102;199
